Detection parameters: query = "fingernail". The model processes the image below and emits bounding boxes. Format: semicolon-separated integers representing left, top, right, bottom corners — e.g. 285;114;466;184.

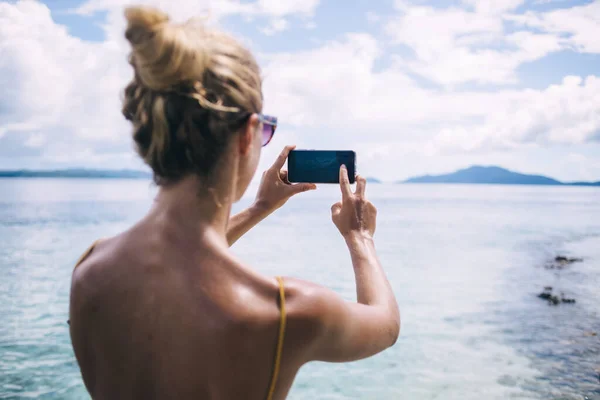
341;164;347;170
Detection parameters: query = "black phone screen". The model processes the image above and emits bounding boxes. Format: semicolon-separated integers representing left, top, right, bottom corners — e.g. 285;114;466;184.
287;150;356;184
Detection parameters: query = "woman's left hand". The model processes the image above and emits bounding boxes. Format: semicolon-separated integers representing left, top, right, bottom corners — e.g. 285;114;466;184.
254;145;317;213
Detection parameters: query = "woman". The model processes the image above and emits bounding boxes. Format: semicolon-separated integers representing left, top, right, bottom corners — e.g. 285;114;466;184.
69;5;400;400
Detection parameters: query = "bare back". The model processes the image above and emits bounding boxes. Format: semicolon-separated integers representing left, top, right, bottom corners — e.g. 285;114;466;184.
68;225;316;400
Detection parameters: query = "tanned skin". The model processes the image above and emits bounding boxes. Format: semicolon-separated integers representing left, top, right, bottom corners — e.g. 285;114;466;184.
69;142;400;400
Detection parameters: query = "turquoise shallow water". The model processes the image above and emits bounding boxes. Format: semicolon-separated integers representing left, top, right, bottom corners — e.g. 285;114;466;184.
0;178;599;399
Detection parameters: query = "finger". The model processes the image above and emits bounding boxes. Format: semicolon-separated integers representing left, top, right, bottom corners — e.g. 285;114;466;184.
355;175;366;197
331;202;342;215
271;145;296;171
280;170;290;184
339;165;352;200
291;183;316;194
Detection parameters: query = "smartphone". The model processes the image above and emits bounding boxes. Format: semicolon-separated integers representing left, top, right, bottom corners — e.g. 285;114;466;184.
288;150;356;184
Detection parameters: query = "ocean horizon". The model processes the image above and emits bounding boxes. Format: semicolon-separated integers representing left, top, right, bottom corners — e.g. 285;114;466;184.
1;165;598;187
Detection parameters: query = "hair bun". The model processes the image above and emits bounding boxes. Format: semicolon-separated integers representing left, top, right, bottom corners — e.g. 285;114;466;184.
124;6;170;46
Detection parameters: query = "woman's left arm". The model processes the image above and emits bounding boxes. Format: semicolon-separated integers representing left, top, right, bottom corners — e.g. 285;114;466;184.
227;145;316;246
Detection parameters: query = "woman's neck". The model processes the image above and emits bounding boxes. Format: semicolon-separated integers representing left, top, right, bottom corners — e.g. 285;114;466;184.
152;174;235;244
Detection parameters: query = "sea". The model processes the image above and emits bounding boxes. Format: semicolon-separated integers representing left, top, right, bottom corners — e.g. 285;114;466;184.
0;178;599;400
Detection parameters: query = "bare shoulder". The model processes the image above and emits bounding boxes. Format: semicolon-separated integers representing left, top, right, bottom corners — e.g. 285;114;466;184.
70;236;124;311
71;237;117;281
69;239;110;339
277;277;344;362
280;277;341;320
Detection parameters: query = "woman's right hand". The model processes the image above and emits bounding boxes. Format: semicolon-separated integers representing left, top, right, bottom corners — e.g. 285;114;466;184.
331;165;377;239
301;166;397;363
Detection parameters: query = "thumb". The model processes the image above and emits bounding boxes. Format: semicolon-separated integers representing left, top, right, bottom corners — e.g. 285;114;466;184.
279;170;289;184
331;201;342;215
291;183;317;195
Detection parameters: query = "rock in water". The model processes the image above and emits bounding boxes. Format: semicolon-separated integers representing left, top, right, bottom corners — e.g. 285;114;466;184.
554;255;583;264
537;287;574;305
546;255;583;269
537;287;553;300
549;295;560;305
559;292;576;304
537;287;560;305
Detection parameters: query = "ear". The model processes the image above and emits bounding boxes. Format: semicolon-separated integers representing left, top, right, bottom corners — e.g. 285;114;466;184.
238;114;259;156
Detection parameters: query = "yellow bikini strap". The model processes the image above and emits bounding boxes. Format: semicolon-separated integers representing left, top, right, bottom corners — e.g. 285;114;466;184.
266;276;287;400
68;239;102;326
74;239;103;269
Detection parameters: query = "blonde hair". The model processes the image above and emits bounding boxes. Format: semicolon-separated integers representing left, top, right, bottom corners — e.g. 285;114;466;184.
121;5;263;184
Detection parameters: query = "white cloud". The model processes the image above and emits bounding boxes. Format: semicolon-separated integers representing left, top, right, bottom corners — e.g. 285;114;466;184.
0;0;130;146
260;18;289;36
0;122;44;139
260;32;600;155
0;0;320;168
42;146;136;165
508;1;600;53
460;0;525;14
0;0;599;180
74;0;245;19
430;75;600;152
71;0;320;39
24;133;46;148
73;0;319;22
563;152;600;182
256;0;319;17
385;0;600;87
262;33;384;128
533;0;571;4
384;3;567;86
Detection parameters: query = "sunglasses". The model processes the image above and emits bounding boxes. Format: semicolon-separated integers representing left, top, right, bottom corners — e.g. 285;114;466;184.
257;114;277;147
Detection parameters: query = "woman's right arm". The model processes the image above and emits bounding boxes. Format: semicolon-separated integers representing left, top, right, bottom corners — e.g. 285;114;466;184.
305;167;400;362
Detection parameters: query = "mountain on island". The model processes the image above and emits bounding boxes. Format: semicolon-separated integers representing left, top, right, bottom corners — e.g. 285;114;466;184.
365;177;382;183
403;166;600;186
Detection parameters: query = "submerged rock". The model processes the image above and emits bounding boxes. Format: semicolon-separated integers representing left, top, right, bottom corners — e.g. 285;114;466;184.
559;292;576;303
537;291;552;300
537;287;559;305
555;255;583;263
545;255;584;270
537;287;575;305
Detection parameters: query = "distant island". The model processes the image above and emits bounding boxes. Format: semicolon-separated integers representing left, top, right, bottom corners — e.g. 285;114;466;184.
403;166;600;186
1;166;598;187
0;169;151;179
0;169;385;183
365;177;382;183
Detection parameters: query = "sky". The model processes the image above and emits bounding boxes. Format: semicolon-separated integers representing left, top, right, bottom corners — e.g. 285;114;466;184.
0;0;599;182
